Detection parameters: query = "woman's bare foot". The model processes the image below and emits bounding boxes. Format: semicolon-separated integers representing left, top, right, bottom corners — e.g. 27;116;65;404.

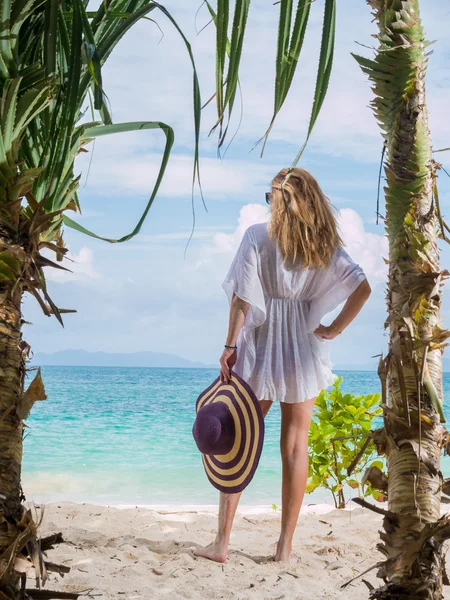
274;541;293;563
194;539;228;563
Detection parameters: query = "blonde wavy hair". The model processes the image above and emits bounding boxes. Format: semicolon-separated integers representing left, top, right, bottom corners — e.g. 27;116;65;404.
268;168;343;268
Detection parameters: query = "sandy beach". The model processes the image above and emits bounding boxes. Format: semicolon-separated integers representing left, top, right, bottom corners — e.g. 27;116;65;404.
29;501;450;600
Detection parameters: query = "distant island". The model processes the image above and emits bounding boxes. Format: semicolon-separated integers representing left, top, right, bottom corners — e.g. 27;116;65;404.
31;349;216;369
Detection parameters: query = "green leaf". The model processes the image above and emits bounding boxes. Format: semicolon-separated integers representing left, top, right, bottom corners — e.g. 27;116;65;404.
14;84;52;140
63;121;174;243
423;372;446;423
44;0;59;76
331;483;343;493
0;252;20;278
371;490;387;503
153;3;202;197
305;481;318;494
0;0;14;77
43;0;83;205
215;0;229;135
320;423;336;437
1;78;21;158
219;0;250;148
318;464;330;476
370;460;384;470
259;0;310;154
79;6;104;111
289;0;336;169
347;479;360;489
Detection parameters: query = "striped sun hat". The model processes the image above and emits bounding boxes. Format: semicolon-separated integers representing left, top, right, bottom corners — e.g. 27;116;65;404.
192;373;265;494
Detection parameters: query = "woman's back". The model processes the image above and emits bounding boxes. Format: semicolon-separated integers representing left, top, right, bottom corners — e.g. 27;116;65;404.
223;222;366;403
250;222;339;300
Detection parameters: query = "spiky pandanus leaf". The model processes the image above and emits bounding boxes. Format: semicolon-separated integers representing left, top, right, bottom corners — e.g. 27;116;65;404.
63;120;174;242
209;0;250;149
210;0;335;170
289;0;335;169
354;1;450;597
257;0;311;155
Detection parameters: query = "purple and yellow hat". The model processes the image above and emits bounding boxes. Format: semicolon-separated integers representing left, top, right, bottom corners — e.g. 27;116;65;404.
192;373;265;494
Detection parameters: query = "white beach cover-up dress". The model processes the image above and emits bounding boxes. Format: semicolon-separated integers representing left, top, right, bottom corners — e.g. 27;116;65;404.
222;223;367;404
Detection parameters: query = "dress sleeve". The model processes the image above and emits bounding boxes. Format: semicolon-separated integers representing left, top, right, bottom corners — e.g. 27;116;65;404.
306;247;367;333
222;227;266;332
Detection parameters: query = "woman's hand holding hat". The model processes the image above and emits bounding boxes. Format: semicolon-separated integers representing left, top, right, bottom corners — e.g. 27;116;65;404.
220;347;237;383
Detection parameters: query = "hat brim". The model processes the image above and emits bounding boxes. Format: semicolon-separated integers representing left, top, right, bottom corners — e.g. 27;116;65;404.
195;373;265;494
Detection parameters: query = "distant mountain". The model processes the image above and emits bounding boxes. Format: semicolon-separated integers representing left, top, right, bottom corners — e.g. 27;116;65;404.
31;349;216;369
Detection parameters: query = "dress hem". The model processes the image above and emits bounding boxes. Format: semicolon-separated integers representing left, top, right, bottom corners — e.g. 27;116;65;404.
256;371;336;405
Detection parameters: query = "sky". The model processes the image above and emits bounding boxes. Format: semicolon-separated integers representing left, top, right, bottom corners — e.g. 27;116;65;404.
24;0;450;369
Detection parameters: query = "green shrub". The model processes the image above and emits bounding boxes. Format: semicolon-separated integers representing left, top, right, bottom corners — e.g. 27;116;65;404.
307;376;383;508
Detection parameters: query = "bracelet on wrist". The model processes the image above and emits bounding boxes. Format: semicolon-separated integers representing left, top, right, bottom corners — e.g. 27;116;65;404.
225;344;237;350
330;322;342;335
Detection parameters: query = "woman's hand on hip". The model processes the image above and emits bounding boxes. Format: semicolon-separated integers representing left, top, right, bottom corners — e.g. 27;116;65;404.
220;348;237;383
314;324;340;341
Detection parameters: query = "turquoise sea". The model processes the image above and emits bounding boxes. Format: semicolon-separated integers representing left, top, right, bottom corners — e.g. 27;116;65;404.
22;367;450;507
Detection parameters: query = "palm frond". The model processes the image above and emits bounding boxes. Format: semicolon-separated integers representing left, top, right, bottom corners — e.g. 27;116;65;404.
289;0;336;170
209;0;335;167
63;121;174;243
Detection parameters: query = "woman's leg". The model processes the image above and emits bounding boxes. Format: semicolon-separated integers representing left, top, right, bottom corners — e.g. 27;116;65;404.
194;399;272;562
276;397;316;562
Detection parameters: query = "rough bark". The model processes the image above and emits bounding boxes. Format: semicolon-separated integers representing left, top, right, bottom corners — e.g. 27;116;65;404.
355;1;450;598
0;283;25;598
0;142;48;598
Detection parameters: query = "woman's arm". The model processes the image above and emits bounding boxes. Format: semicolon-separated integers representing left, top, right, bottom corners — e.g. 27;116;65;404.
314;279;372;340
220;293;250;383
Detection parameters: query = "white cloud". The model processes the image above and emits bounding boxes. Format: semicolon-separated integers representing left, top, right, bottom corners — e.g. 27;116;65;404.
169;203;270;302
338;208;388;285
213;203;270;253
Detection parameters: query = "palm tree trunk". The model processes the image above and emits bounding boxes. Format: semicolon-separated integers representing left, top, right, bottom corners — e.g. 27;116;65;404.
0;281;25;597
354;1;450;597
0;166;46;597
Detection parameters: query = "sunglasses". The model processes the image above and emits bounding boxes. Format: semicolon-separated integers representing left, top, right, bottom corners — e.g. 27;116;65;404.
266;185;282;205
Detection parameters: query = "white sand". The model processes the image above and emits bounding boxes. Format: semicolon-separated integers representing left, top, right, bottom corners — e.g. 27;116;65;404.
33;502;450;600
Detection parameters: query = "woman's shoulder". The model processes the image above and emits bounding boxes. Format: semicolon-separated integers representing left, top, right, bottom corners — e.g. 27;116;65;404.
245;222;269;243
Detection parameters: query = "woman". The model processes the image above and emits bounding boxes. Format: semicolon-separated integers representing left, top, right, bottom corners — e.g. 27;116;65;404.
194;168;371;564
